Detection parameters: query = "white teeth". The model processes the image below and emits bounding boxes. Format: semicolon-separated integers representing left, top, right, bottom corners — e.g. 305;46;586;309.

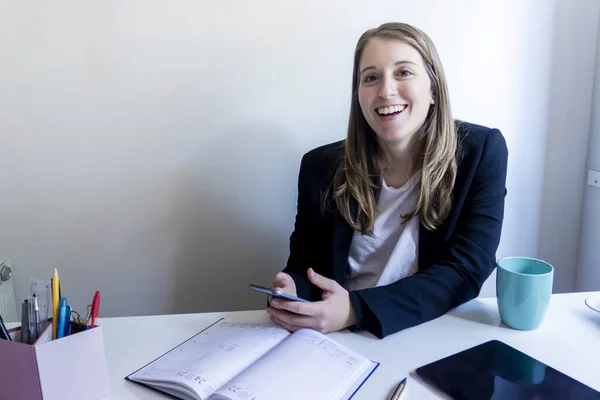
377;105;405;115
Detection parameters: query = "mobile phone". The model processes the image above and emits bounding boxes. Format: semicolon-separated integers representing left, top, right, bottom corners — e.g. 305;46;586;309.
249;284;309;302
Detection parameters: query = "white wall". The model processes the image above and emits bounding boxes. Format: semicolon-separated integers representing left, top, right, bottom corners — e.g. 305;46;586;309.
0;0;592;318
538;0;600;293
576;6;600;292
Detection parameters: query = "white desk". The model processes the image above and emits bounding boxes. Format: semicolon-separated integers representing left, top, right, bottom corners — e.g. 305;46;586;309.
98;292;600;399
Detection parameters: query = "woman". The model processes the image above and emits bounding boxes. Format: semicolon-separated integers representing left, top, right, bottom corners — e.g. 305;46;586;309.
266;22;508;338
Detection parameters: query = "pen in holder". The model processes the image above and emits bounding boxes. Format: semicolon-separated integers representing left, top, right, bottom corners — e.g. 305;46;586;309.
1;293;108;400
0;314;110;400
19;278;52;345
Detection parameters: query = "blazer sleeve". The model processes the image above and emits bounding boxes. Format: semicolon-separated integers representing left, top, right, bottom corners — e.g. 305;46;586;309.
282;152;321;301
348;129;509;338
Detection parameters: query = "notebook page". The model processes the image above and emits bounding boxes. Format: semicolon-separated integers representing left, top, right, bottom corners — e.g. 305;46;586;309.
209;328;373;400
129;320;290;400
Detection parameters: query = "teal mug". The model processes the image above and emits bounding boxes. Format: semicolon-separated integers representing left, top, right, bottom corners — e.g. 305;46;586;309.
496;257;554;330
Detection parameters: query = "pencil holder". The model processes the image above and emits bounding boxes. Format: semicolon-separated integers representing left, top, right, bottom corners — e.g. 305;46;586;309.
0;322;110;400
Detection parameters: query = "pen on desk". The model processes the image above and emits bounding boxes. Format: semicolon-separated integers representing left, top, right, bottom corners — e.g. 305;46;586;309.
0;313;12;341
389;377;407;400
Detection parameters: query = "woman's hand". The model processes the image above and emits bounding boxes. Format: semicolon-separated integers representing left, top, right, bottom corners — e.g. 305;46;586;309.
269;272;298;306
267;268;357;334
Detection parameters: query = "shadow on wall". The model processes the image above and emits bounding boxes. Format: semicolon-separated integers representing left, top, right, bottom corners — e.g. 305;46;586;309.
168;119;303;314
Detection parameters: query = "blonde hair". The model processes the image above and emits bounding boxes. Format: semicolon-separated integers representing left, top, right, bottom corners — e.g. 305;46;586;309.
332;22;458;234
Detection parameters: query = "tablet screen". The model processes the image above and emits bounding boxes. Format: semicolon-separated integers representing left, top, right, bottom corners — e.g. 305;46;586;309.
414;340;600;400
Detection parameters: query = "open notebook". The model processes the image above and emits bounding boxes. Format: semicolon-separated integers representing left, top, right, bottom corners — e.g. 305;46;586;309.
126;318;379;400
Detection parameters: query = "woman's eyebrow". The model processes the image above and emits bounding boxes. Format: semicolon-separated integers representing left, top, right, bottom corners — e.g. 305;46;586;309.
359;60;418;75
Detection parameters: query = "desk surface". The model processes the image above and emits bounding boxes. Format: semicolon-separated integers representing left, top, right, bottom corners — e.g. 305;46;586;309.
97;291;600;399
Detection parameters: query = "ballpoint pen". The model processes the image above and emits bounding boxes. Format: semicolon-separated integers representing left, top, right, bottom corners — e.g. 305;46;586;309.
389;377;407;400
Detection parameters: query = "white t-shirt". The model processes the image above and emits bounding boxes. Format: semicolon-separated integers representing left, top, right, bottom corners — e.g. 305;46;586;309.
344;172;420;292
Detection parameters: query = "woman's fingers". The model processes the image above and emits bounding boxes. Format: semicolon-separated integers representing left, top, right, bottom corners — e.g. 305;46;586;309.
267;307;320;330
272;272;292;289
271;272;298;298
269;298;318;315
270;314;301;332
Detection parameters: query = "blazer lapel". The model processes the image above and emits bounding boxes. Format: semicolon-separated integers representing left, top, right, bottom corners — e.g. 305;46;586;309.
330;200;356;283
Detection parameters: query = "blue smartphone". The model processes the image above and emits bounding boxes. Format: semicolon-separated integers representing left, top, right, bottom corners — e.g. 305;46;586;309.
249;284;309;302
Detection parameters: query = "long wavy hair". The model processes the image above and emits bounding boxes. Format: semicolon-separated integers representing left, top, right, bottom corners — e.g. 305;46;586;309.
332;22;458;234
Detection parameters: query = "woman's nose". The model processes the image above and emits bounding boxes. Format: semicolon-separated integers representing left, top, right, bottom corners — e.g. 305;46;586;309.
378;77;397;98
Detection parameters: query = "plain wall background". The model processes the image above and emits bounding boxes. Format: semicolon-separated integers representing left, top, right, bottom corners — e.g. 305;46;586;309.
0;0;598;319
538;0;600;292
576;7;600;292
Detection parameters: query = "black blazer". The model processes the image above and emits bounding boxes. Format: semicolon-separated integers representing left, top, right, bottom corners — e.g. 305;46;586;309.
282;121;509;338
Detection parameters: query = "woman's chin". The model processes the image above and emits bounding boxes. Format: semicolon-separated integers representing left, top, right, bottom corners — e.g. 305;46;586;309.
373;121;423;145
375;129;411;144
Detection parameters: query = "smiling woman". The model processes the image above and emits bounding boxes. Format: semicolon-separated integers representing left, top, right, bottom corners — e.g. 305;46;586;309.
358;40;434;147
266;22;509;339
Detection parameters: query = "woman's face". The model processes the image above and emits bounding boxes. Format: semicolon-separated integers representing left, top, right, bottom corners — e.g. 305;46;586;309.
358;38;434;144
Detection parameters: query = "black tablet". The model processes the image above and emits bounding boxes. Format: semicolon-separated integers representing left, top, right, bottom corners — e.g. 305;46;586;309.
414;340;600;400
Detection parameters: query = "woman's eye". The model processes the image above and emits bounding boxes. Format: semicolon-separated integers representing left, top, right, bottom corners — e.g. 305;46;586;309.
362;75;378;84
397;69;413;77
